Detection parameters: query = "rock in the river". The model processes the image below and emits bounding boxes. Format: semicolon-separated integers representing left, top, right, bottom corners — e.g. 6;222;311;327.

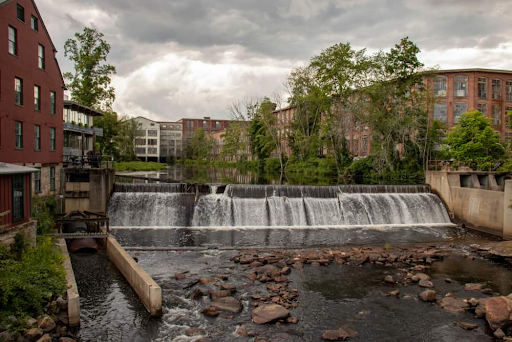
35;335;51;342
209;290;232;300
485;296;512;330
494;328;506;339
384;275;395;284
190;288;205;300
465;283;484;291
440;297;469;314
287;316;299;324
419;279;434;288
201;306;219;317
454;321;478;330
57;338;77;342
321;326;357;341
37;317;56;333
220;284;236;293
468;298;479;307
211;296;242;313
419;290;436;302
24;328;43;341
252;304;290;324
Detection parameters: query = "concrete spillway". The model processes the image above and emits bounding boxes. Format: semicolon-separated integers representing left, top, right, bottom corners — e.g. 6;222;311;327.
107;184;450;227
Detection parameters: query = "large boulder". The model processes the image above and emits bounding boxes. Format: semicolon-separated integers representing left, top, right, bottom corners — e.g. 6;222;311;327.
485;296;512;330
37;317;55;333
24;327;43;341
211;296;242;313
252;304;290;324
35;335;51;342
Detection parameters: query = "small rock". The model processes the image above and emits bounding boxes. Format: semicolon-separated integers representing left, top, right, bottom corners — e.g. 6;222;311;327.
252;304;290;324
481;288;494;295
190;288;205;300
174;273;186;280
419;279;434;288
57;338;77;342
35;335;51;342
440;297;470;314
24;327;43;341
56;297;67;310
25;318;38;328
475;306;486;318
209;290;232;301
321;330;343;341
445;278;453;283
199;277;216;284
465;283;484;291
384;276;395;284
494;328;506;339
468;298;479;307
201;307;219;317
37;317;56;333
454;321;478;330
387;290;400;296
185;328;203;336
18;336;30;342
281;267;291;275
220;284;236;293
287;316;299;324
211;296;243;313
310;261;320;267
419;290;436;302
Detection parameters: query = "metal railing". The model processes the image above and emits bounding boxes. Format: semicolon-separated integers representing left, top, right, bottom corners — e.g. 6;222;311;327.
428;159;503;172
63;122;103;136
63;155;114;169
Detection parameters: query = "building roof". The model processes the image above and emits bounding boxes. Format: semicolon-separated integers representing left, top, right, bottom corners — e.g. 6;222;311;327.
0;163;38;175
425;68;512;75
64;100;105;116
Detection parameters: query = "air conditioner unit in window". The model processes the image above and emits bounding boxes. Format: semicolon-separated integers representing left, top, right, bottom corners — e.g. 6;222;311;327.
455;90;466;97
437;90;447;97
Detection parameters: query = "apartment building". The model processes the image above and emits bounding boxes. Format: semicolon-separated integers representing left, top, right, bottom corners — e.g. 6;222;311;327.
0;0;65;195
63;100;104;156
158;121;183;161
134;117;161;162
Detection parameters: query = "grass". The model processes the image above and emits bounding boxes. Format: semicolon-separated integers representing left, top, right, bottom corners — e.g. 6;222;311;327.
115;161;168;172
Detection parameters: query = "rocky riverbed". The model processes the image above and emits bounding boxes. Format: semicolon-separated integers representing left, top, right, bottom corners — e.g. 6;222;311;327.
71;236;512;342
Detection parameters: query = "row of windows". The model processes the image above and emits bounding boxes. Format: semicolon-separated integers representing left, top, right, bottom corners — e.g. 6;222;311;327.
135;147;158;155
33;167;56;194
16;3;38;31
8;25;45;69
135;138;158;146
64;108;93;125
347;136;369;154
185;120;224;129
14;121;56;151
433;103;512;126
434;76;512;101
14;77;56;113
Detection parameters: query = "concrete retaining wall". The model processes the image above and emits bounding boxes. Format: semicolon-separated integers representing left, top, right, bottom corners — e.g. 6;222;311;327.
0;220;36;247
57;239;80;327
105;235;162;316
427;171;512;238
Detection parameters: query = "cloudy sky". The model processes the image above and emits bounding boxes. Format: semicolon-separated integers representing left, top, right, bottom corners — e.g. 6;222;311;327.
37;0;512;122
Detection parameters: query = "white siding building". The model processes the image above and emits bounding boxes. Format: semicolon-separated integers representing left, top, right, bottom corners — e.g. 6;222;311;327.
134;117;161;162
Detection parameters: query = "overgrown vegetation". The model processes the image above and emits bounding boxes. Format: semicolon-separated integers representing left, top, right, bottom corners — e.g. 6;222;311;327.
0;236;67;333
115;161;168;172
32;196;57;235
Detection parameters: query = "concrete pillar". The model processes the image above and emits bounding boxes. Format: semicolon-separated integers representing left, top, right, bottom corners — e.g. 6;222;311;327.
503;180;512;239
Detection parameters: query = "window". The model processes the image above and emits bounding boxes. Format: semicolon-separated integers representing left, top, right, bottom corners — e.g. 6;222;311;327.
506;81;512;102
31;15;38;31
14;77;22;105
8;26;17;56
492;79;502;100
492;105;501;125
148;130;157;137
187;120;193;128
15;121;23;148
34;85;41;111
352;137;359;154
362;136;368;153
35;169;41;193
433;103;447;122
50;167;55;191
17;4;24;22
453;103;467;124
148;147;157;154
453;76;467;97
477;103;487;117
148;139;158;146
34;125;40;150
12;175;24;223
506;107;512;125
50;91;56;114
150;123;155;126
135;138;146;145
203;120;207;129
135;147;146;154
38;45;45;69
478;78;487;99
434;77;447;97
216;121;220;129
136;130;145;136
49;127;55;151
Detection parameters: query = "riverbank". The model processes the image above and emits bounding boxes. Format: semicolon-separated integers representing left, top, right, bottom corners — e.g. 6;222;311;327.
114;161;168;172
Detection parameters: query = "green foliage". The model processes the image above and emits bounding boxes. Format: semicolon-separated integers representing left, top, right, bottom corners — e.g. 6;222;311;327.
63;27;116;109
94;111;141;161
114;161;167;172
0;237;67;318
220;122;249;161
187;129;214;161
32;196;57;236
444;110;505;169
249;116;273;163
10;233;27;261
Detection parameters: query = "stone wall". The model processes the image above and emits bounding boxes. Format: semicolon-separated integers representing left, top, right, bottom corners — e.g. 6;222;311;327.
0;220;37;247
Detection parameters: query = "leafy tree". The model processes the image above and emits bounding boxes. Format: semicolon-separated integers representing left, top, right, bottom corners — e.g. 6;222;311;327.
445;110;505;169
94;111;140;161
94;109;119;157
220;122;249;162
188;129;214;160
64;27;116;109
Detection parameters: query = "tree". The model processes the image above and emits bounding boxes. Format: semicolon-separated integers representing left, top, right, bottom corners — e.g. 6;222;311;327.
188;129;214;161
116;117;140;162
63;27;116;109
444;110;505;169
93;111;140;161
220;122;249;162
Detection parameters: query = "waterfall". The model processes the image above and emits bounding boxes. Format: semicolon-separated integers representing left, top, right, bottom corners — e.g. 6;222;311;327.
108;184;451;227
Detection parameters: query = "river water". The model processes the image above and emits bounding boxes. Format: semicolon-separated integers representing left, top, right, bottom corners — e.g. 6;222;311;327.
70;177;512;341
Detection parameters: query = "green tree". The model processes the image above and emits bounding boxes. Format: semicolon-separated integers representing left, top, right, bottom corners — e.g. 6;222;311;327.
63;27;116;109
94;109;119;157
94;111;140;161
444;110;505;169
188;128;213;160
220;122;249;162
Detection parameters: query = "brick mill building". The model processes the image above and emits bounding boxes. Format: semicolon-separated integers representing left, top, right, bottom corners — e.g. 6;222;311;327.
0;0;65;195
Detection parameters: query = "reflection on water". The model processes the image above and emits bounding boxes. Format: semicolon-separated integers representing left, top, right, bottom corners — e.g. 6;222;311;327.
116;164;422;186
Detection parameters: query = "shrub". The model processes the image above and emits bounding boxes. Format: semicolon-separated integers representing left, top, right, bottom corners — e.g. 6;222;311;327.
32;196;57;235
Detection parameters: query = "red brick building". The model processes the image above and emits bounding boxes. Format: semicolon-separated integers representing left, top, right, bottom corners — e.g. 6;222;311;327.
0;0;64;195
179;117;232;154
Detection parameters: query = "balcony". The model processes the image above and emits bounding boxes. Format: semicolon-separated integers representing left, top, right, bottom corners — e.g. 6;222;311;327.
64;122;103;136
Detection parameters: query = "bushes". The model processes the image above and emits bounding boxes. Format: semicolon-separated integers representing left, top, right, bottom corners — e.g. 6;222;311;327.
0;237;66;318
32;196;57;235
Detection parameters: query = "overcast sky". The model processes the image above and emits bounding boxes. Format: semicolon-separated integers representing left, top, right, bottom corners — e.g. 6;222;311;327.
37;0;512;122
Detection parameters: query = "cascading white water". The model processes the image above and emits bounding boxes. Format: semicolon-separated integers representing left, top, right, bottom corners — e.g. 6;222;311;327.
107;184;451;227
